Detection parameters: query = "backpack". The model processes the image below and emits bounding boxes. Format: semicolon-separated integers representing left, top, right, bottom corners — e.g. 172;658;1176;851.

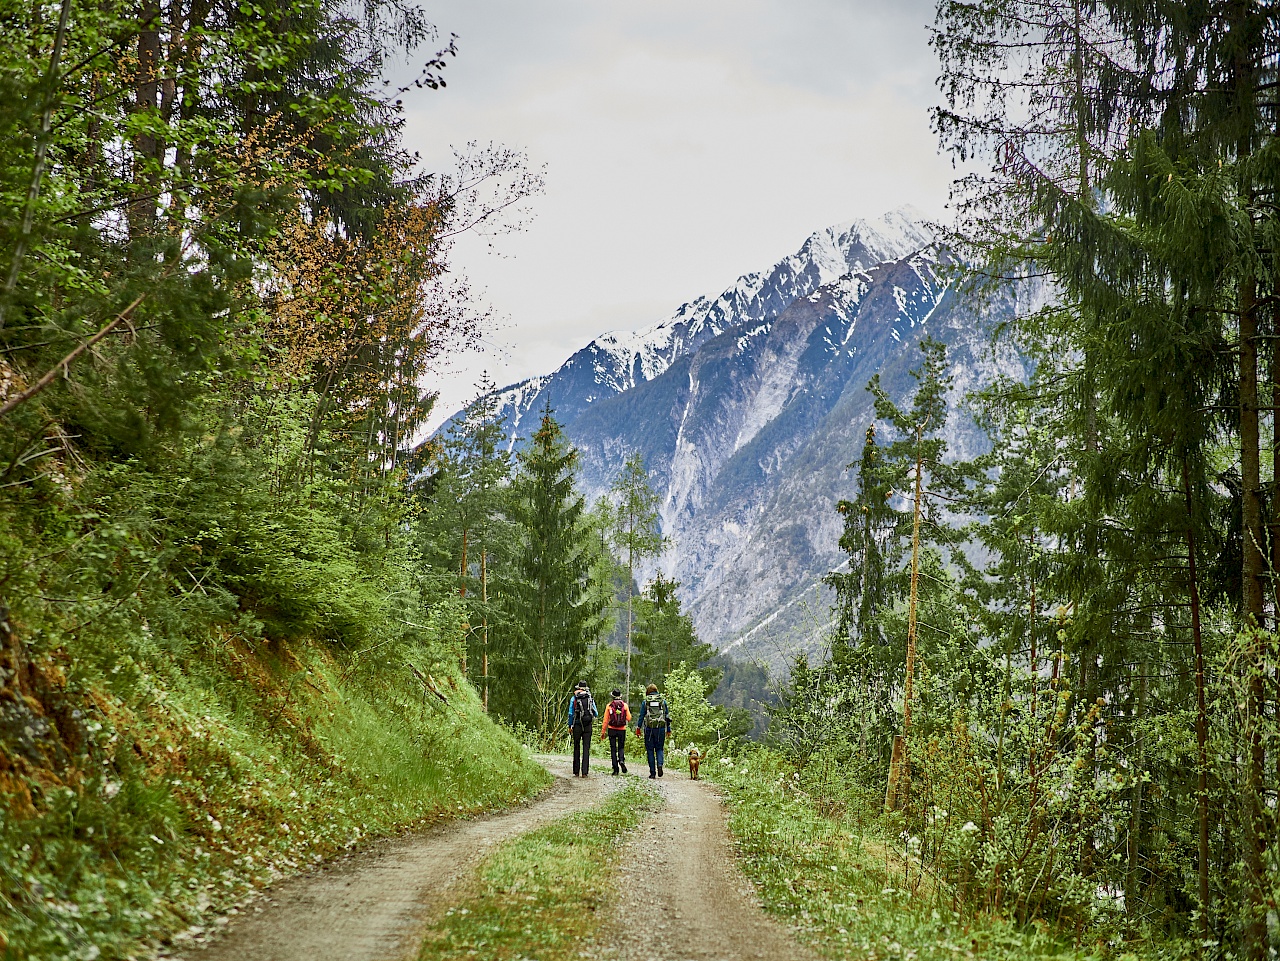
644;693;667;729
608;698;627;730
571;690;593;731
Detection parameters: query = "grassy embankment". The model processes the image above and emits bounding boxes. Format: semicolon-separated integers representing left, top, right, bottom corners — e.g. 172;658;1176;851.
713;752;1182;961
0;641;549;961
417;778;660;961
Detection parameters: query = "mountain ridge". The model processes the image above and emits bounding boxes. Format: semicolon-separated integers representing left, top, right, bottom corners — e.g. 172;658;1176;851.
465;207;937;446
440;207;1030;667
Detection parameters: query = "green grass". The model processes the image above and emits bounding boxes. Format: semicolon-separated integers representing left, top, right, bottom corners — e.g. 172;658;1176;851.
0;642;550;961
417;779;660;961
711;752;1188;961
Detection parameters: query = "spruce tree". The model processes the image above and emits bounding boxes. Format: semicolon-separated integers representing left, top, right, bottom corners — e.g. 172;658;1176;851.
863;337;969;809
504;404;607;734
632;573;718;694
428;376;517;704
827;422;894;653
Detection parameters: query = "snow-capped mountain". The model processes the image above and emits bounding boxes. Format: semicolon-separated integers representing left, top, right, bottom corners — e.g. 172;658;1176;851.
438;207;1030;668
462;207;935;444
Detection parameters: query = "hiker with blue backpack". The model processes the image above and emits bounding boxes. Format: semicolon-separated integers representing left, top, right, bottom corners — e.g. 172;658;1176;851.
634;683;671;778
567;681;598;777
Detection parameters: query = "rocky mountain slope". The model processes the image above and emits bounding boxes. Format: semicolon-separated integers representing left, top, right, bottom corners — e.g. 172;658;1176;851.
445;208;1032;668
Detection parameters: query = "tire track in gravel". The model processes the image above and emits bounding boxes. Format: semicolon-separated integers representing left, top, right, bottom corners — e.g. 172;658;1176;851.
171;756;619;961
594;773;819;961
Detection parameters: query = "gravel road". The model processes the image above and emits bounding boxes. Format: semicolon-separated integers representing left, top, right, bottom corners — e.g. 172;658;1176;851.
173;756;616;961
593;772;819;961
170;755;813;961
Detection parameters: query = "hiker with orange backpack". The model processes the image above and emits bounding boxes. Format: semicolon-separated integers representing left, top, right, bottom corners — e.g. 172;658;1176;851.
599;688;631;775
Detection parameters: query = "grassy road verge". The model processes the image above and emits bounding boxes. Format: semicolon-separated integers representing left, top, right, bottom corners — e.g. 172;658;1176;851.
713;754;1179;961
417;779;659;961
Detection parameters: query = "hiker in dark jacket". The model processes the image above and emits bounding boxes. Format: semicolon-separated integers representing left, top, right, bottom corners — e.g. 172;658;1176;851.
567;681;598;777
634;683;671;778
599;688;631;775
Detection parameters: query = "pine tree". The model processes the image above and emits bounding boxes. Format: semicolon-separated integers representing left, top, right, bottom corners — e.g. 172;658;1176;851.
504;404;607;734
632;573;718;695
427;376;517;704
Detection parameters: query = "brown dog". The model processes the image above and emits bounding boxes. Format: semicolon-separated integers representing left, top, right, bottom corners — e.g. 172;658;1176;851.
688;747;702;780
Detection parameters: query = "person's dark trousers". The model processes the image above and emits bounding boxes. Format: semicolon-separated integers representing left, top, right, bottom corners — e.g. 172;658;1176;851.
608;728;628;773
643;726;667;777
572;727;591;776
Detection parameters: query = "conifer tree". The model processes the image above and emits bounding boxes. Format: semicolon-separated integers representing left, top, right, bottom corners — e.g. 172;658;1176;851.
827;422;894;653
934;0;1279;941
862;338;969;810
504;404;607;734
427;376;517;703
632;573;718;694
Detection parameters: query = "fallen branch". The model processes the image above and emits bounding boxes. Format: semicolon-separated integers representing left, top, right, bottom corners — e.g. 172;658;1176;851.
407;663;450;705
0;294;147;418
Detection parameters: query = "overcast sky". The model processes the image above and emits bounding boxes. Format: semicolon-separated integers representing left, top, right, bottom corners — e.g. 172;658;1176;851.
402;0;955;428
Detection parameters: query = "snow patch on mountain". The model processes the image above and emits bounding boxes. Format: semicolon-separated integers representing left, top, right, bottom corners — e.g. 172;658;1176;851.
445;207;937;445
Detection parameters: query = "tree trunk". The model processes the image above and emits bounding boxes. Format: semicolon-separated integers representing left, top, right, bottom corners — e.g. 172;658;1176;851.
1;0;72;331
1240;270;1268;960
885;734;906;813
130;0;162;238
625;540;634;700
887;422;925;813
1126;660;1148;912
481;549;489;712
1029;543;1038;715
1182;455;1212;942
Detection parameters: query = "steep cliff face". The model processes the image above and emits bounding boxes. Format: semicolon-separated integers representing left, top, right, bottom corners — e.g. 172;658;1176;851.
442;208;1031;668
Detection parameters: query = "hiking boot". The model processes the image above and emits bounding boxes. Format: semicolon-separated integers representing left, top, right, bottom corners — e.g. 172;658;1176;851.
648;773;656;779
612;768;619;776
621;763;628;774
658;765;663;777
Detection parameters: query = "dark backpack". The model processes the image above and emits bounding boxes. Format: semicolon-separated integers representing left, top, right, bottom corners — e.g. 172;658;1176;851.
608;698;627;729
644;694;667;729
572;690;592;731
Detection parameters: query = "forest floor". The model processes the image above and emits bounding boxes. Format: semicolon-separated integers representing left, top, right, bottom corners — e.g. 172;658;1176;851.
168;754;815;961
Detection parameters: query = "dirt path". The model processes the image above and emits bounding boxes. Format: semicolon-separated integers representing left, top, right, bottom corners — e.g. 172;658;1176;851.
595;772;819;961
173;756;616;961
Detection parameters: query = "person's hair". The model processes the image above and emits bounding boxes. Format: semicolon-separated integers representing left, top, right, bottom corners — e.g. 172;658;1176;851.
645;683;658;694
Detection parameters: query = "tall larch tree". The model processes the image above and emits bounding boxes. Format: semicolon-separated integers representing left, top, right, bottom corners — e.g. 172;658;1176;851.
608;451;665;703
